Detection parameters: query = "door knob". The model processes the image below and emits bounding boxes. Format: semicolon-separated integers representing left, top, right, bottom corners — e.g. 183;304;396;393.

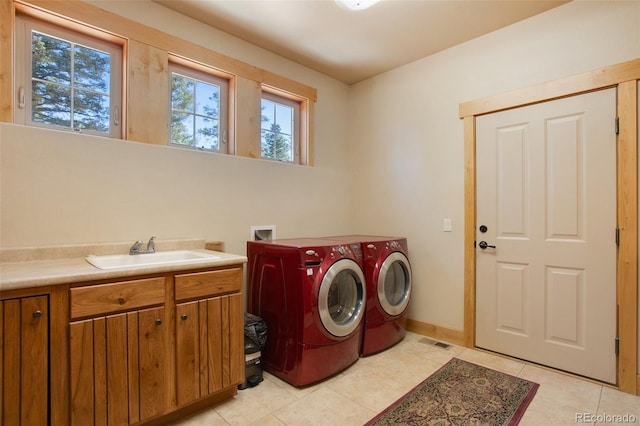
478;241;496;249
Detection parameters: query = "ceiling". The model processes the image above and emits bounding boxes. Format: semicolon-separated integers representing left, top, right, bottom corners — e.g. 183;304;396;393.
154;0;569;85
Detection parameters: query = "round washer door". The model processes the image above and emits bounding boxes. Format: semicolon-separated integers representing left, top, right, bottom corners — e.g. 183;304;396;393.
318;258;366;337
377;252;412;316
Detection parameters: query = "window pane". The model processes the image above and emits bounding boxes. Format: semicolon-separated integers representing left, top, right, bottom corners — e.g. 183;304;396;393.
261;129;292;162
171;112;194;146
275;103;293;135
261;99;275;131
74;89;110;132
195;116;219;150
276;134;293;162
32;80;71;127
195;81;219;117
30;30;112;134
261;95;295;162
32;32;71;85
171;70;224;152
171;74;195;113
73;44;110;93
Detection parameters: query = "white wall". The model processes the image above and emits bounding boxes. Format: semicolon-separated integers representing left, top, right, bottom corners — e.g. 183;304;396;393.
0;0;353;256
348;0;640;331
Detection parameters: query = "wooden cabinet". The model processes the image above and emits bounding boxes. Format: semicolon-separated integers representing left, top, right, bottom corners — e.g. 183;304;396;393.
175;268;244;406
69;266;244;425
0;295;49;426
70;309;169;424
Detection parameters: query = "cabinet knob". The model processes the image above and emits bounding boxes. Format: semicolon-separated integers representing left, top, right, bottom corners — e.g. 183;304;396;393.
181;314;188;321
155;318;163;326
117;298;125;305
32;310;42;319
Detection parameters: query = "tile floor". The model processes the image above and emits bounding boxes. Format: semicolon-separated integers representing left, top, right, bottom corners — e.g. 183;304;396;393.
172;332;640;426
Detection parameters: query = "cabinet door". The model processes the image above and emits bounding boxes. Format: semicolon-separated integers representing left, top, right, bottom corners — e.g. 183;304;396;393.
175;301;201;406
135;307;169;420
1;295;49;426
175;293;243;405
70;307;168;425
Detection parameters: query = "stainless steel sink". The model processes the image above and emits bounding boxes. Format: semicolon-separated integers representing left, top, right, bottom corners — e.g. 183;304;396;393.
86;250;220;270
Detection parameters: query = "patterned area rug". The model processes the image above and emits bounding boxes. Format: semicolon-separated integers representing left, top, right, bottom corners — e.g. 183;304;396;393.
365;358;539;426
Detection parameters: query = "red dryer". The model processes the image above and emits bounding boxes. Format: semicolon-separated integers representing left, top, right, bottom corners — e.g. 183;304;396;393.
322;236;412;356
246;238;366;387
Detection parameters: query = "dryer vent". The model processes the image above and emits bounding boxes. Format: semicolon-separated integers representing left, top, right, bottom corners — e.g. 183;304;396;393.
418;337;451;349
251;225;276;241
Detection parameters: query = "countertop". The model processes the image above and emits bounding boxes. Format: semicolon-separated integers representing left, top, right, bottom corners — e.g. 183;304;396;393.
0;240;247;292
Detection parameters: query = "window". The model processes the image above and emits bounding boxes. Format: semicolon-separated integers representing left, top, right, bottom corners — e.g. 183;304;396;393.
261;91;300;163
169;62;229;153
15;15;122;138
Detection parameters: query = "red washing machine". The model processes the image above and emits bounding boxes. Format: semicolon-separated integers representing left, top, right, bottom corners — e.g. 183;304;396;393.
322;236;412;356
246;238;366;387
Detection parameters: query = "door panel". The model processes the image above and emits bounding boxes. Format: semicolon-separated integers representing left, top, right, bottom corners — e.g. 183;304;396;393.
176;301;201;406
1;296;49;426
476;88;617;384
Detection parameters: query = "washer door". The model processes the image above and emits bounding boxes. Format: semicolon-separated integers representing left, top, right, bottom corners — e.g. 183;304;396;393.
377;252;412;316
318;258;366;337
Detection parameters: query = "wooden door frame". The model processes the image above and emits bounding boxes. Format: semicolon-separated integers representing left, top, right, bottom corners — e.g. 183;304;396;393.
460;58;640;395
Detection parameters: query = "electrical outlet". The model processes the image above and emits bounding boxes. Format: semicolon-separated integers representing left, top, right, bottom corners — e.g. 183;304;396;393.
443;218;452;232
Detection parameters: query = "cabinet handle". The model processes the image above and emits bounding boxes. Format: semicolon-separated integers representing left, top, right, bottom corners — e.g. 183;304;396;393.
181;314;188;321
32;310;42;319
155;318;162;326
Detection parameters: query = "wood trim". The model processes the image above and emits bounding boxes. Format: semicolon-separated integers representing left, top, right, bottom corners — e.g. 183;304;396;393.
406;318;465;346
50;284;70;426
463;115;476;348
460;59;640;118
461;58;640;395
127;40;169;144
305;100;315;166
0;301;3;423
0;0;14;122
7;0;317;166
262;84;313;166
234;76;262;159
14;0;317;102
617;79;638;395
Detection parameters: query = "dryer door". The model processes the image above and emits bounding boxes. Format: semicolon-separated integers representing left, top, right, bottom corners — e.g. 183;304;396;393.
378;252;412;316
318;259;366;337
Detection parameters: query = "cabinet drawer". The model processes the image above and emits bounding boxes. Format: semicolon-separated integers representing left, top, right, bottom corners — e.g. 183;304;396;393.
175;268;242;302
70;277;165;319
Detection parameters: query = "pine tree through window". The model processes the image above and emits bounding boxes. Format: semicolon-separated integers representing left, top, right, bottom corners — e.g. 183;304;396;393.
16;15;122;137
169;63;228;152
261;92;299;162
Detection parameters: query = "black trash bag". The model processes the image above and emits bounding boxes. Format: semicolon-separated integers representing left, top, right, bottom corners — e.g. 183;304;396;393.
244;312;267;354
238;313;268;391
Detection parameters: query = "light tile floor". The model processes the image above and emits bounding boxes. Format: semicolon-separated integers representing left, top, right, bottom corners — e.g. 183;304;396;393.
172;332;640;426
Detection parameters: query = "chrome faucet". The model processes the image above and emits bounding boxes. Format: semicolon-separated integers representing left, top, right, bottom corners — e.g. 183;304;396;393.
130;236;156;255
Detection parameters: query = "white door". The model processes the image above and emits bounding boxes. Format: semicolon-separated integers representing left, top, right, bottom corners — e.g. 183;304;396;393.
475;88;617;384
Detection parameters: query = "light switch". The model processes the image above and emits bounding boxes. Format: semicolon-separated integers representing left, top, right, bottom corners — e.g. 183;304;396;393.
443;218;452;232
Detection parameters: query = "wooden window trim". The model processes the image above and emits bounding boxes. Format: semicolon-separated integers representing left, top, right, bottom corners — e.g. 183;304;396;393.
460;58;640;395
5;0;317;166
13;0;317;101
261;86;311;165
14;13;124;138
169;60;230;153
